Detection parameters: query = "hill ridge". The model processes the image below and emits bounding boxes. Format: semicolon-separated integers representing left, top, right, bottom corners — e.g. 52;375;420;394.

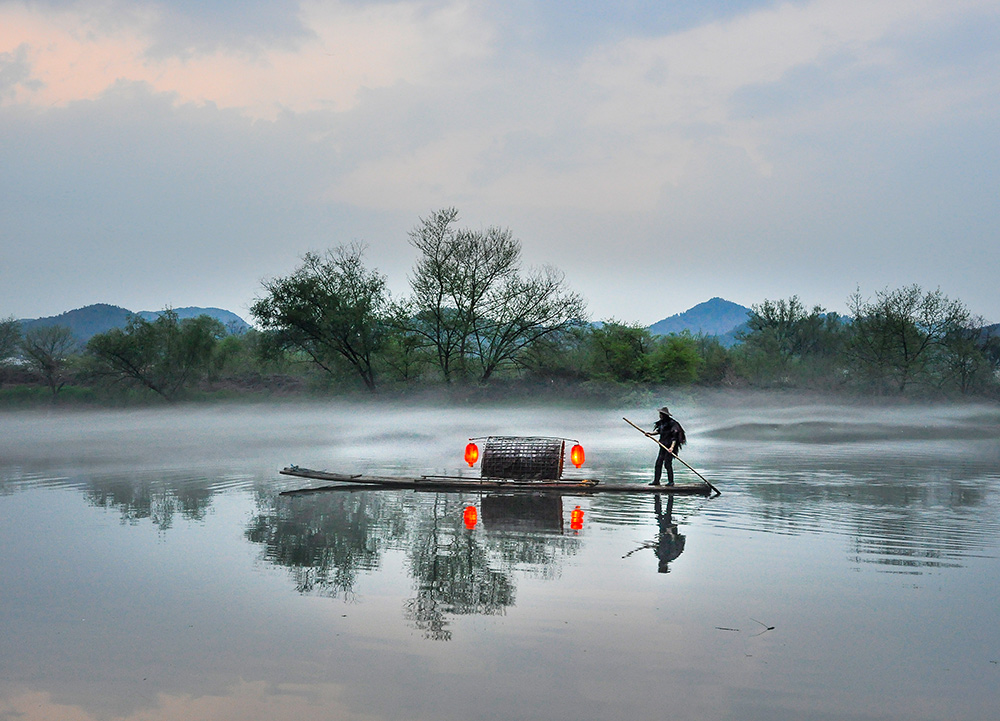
20;304;251;341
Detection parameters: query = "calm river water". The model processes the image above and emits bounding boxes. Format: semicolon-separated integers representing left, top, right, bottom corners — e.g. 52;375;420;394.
1;396;998;721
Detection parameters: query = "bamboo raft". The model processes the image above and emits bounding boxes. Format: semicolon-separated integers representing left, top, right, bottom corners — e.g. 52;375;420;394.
278;466;714;496
279;434;719;497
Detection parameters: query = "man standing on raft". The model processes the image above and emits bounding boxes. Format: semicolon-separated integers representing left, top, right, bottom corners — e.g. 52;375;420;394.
647;406;686;486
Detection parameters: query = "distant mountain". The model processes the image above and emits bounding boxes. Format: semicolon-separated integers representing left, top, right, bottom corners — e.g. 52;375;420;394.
21;304;134;341
649;297;750;340
134;307;251;334
20;304;251;342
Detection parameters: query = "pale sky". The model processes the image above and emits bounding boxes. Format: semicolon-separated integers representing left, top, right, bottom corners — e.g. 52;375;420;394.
1;0;998;326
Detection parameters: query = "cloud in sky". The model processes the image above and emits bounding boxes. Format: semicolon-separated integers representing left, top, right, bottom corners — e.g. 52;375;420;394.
0;0;495;115
1;0;998;324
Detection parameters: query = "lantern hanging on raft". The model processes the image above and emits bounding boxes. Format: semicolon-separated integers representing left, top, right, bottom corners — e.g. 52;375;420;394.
464;442;479;467
570;443;585;468
463;505;478;529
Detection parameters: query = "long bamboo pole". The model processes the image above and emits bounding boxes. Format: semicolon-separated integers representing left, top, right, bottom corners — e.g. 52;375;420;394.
623;417;721;496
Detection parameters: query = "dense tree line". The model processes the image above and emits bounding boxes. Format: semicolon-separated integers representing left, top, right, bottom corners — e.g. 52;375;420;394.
1;212;997;403
732;288;999;394
250;208;586;391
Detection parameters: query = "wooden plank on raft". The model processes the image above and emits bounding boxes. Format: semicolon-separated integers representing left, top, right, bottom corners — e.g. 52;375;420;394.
278;467;713;496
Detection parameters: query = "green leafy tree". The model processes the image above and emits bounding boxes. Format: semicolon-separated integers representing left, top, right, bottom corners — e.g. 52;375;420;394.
744;297;810;355
693;334;734;385
940;316;995;394
0;316;23;390
589;321;655;383
647;333;701;384
87;310;225;401
520;326;593;382
208;329;287;382
983;329;1000;379
378;320;434;384
0;316;21;364
736;296;846;387
20;325;77;397
251;244;389;392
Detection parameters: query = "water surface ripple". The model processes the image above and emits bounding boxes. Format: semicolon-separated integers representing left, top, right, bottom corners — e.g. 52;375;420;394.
1;399;998;721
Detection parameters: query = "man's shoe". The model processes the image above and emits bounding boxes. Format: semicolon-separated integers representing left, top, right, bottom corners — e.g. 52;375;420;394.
648;481;660;486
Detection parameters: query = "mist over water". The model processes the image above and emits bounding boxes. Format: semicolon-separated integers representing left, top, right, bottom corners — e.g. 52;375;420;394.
1;395;998;721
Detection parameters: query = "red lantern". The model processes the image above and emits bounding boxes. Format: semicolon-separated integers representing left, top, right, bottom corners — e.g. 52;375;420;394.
570;505;584;530
570;443;585;468
463;505;478;529
464;442;479;467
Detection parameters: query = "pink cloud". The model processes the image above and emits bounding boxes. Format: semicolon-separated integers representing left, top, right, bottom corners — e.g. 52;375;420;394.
0;0;493;118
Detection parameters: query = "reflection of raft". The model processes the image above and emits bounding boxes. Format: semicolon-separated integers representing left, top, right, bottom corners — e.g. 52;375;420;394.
280;436;715;496
481;494;564;531
278;467;713;496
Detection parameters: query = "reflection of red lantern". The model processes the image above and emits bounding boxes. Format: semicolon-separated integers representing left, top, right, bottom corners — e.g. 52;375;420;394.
464;442;479;467
570;505;584;530
570;444;585;468
463;505;478;529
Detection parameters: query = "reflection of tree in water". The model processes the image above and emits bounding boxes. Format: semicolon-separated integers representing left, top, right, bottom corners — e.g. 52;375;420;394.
405;510;514;641
481;494;582;580
246;490;401;598
740;458;997;573
245;490;581;639
846;486;982;572
405;494;582;640
85;476;214;531
403;496;502;640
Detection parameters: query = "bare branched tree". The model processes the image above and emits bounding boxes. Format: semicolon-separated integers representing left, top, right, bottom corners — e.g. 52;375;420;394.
472;266;586;381
406;208;586;383
847;285;971;393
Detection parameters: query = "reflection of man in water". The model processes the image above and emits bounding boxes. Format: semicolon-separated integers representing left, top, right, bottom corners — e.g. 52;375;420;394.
647;406;686;486
655;494;685;573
